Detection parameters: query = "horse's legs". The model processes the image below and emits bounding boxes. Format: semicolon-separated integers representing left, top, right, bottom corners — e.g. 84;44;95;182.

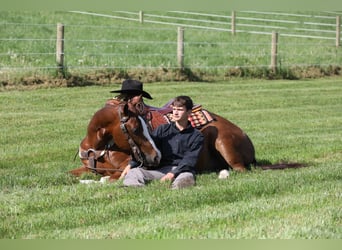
199;125;246;172
214;136;248;172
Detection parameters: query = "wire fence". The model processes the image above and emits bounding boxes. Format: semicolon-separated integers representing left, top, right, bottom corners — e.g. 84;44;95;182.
107;10;341;40
0;11;341;77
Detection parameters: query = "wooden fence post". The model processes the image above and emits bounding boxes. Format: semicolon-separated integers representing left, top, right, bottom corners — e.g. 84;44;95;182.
270;31;278;72
231;11;236;35
56;23;65;75
177;27;184;69
336;16;340;47
139;11;144;23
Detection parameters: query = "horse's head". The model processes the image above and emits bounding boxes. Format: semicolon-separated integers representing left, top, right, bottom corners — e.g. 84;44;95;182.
110;94;146;116
118;103;161;167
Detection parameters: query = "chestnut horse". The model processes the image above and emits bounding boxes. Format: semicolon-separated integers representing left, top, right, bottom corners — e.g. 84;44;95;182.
143;100;256;173
69;99;161;180
144;100;304;172
70;97;257;180
70;97;304;180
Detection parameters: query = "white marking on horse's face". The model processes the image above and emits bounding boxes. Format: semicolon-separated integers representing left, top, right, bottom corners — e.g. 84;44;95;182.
138;116;161;161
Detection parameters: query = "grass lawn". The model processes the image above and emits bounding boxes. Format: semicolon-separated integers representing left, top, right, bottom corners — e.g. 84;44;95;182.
0;77;341;238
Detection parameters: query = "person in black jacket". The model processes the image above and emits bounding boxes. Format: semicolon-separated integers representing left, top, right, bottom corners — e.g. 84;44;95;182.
123;95;204;189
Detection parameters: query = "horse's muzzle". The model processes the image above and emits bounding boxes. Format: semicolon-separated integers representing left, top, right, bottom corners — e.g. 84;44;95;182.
144;153;161;167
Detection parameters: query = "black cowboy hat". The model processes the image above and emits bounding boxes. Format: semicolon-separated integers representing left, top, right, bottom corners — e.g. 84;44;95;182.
110;79;153;99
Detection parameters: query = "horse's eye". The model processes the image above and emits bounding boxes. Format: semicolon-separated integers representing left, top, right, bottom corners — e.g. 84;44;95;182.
132;127;139;135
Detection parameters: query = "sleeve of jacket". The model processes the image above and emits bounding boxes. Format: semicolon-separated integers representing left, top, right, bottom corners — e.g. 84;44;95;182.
150;124;164;149
171;131;204;176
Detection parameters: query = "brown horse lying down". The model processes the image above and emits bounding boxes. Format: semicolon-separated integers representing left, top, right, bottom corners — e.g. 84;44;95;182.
70;97;305;180
69;99;161;180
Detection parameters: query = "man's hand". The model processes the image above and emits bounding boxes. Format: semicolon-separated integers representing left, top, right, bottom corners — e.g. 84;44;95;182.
160;172;175;182
119;165;131;179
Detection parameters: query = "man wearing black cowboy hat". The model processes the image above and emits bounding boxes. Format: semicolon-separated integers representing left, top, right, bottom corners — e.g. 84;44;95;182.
110;79;153;100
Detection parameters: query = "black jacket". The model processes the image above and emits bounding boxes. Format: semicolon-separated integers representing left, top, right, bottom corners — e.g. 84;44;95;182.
151;122;204;176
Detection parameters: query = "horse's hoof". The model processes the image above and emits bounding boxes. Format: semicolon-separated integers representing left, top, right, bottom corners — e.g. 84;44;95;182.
79;180;97;184
218;169;230;179
100;176;110;183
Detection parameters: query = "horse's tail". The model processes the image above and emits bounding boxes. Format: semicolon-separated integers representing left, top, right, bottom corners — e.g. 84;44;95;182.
255;161;307;170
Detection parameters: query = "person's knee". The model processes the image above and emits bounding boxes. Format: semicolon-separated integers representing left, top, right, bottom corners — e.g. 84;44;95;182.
171;173;195;189
123;168;144;186
126;167;143;178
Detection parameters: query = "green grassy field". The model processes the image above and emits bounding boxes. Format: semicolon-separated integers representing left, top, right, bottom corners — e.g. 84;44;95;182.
0;78;341;238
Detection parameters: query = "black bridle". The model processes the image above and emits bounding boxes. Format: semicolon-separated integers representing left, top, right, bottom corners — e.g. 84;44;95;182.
119;113;145;167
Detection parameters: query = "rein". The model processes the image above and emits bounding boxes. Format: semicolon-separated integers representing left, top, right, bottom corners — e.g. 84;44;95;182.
80;148;125;173
85;165;124;173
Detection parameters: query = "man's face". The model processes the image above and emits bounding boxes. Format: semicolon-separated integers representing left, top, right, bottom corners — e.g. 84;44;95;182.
172;105;190;122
